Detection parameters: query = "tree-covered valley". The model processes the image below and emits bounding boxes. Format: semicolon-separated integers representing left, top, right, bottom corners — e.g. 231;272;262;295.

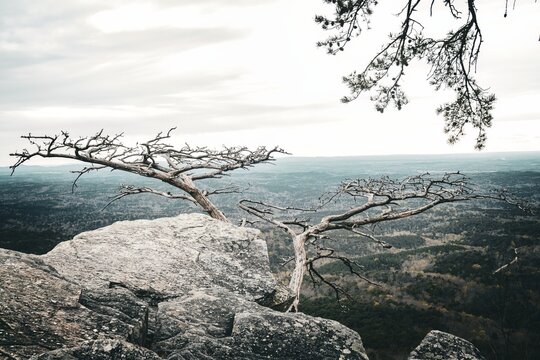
1;152;539;359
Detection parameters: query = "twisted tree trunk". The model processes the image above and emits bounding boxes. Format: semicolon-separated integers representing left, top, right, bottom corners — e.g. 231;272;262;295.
288;233;308;312
190;189;228;222
177;175;229;222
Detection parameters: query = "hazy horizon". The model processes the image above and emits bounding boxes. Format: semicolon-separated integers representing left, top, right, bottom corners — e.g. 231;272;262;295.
2;149;539;167
3;150;539;176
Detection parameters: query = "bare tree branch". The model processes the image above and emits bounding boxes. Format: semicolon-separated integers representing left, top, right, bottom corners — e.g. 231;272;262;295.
203;185;242;196
11;128;287;222
102;185;197;210
238;199;299;237
493;247;520;274
240;172;526;311
347;226;393;249
70;165;108;192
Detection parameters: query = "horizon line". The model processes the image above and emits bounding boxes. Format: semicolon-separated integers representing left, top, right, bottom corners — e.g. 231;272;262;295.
2;149;539;168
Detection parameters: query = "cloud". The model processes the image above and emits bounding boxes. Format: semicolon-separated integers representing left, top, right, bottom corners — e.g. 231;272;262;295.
0;0;538;166
0;0;252;109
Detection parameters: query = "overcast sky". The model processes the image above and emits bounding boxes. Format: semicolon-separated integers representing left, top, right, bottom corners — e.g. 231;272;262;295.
1;0;538;165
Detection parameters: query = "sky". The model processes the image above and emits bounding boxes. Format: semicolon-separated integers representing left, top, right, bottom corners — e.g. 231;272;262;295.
0;0;539;166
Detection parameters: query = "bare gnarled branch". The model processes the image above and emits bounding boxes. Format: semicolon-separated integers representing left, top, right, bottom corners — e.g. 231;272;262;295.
240;172;525;310
11;128;287;222
103;185;197;210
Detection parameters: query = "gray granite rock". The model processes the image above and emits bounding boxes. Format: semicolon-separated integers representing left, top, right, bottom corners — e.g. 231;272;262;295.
43;214;277;302
0;249;142;359
154;287;368;360
408;330;485;360
1;214;370;359
29;339;162;360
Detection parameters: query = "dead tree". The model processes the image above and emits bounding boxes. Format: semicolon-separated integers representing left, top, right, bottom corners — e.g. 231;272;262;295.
315;0;536;149
10;128;286;222
240;172;523;311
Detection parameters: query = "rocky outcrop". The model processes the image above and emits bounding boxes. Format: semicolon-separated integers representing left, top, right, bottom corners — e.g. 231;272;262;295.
153;287;365;359
0;214;368;359
42;214;278;302
30;339;162;360
0;250;129;358
408;330;485;360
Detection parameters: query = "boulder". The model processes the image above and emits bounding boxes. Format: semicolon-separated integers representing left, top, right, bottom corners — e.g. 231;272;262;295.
153;287;368;359
0;249;148;359
408;330;485;360
0;214;369;359
43;214;277;302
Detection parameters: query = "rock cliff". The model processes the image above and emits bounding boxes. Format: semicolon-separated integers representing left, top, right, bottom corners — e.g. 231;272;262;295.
0;214;369;359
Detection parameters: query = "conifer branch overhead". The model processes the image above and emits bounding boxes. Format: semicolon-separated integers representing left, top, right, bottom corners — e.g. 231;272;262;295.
315;0;535;149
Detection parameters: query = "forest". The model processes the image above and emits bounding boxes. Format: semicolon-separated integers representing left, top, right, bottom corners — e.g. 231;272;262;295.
1;153;538;359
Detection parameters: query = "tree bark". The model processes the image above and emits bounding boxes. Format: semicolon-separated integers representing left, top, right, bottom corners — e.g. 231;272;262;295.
288;233;308;311
190;188;229;222
176;175;229;222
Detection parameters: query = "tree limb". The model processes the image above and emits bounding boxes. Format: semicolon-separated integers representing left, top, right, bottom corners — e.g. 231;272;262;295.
103;185;197;210
11;128;287;222
240;172;527;309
